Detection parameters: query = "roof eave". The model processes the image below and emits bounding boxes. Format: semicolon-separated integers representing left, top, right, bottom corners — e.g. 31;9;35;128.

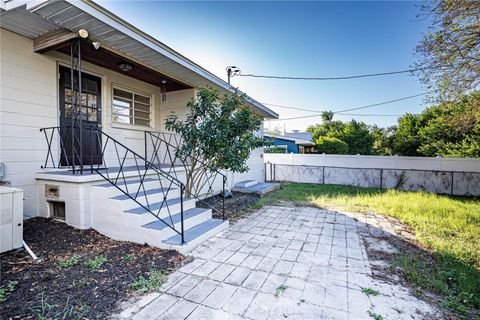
49;0;278;119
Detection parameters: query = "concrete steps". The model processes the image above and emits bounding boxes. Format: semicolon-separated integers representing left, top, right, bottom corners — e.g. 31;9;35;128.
90;175;227;253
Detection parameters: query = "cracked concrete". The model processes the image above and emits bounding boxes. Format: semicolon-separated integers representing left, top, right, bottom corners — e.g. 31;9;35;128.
114;206;443;320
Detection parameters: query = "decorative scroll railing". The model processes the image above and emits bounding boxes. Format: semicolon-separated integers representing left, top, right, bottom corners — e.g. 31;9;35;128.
40;125;188;243
145;131;227;220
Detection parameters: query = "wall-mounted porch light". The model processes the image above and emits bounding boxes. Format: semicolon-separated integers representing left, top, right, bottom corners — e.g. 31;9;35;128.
161;80;167;102
118;62;133;72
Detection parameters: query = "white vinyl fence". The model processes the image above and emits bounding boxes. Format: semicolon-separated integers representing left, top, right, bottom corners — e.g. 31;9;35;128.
264;154;480;197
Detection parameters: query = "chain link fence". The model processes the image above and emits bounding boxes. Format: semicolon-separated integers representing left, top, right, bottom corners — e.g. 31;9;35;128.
265;163;480;197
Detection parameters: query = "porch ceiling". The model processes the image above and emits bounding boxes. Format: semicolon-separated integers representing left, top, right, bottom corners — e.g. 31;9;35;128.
0;0;279;119
55;41;191;92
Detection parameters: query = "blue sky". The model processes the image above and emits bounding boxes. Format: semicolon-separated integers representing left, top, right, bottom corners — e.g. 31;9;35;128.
99;1;431;131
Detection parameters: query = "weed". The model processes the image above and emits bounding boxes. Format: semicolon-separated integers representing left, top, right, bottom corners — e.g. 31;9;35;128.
58;255;81;268
0;281;18;303
367;310;384;320
123;254;135;263
86;255;107;271
130;269;167;293
274;284;288;297
30;293;87;320
362;287;380;296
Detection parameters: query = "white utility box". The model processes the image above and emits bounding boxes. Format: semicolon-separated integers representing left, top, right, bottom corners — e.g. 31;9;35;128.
0;186;23;253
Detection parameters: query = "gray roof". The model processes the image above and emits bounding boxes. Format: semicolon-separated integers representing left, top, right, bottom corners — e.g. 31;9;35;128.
285;131;313;142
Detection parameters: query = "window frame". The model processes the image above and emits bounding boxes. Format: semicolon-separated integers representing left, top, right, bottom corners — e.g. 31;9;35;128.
111;84;153;128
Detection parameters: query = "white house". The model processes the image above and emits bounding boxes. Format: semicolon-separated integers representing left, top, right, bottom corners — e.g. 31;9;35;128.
0;0;278;251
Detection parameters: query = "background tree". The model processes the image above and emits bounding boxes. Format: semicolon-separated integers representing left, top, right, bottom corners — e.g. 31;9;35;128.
415;0;480;102
165;87;265;196
371;125;397;156
314;136;348;154
308;119;375;155
417;92;480;157
390;92;480;157
392;114;423;156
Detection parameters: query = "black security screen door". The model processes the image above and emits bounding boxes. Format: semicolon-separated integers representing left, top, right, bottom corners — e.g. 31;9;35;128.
59;66;102;166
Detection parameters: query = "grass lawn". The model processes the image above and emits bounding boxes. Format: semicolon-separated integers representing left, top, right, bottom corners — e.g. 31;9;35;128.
258;183;480;317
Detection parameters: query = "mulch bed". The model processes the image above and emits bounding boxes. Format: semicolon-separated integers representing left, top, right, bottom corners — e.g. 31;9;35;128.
0;218;184;320
198;191;262;222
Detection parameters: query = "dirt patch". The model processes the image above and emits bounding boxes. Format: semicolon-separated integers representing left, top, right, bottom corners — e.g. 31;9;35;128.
198;191;261;222
0;218;184;320
357;213;461;319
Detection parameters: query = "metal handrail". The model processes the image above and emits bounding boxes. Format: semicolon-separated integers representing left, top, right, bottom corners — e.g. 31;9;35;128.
145;131;227;221
40;125;187;243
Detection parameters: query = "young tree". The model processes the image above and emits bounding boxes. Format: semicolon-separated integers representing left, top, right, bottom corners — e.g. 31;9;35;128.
415;0;480;102
165;87;265;196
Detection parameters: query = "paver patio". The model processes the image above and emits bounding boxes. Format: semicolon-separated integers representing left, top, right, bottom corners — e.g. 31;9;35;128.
116;206;442;320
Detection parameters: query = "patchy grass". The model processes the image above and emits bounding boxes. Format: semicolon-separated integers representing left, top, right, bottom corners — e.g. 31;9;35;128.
263;183;480;269
367;309;384;320
123;254;135;263
394;253;480;316
0;281;18;303
130;269;169;293
29;293;86;320
361;287;380;296
274;284;288;297
1;218;184;319
58;255;81;269
85;255;107;271
260;183;480;317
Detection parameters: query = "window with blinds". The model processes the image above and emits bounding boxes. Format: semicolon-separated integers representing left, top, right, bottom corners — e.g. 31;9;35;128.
112;87;151;127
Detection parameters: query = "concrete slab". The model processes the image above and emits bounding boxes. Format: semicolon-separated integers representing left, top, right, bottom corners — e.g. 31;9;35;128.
231;182;281;195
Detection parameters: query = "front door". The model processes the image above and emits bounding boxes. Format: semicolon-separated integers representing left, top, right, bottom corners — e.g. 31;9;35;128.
59;66;102;166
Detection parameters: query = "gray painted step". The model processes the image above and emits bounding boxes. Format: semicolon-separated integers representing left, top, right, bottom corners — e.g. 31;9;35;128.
234;180;258;188
162;218;225;245
94;177;157;188
231;182;281;195
125;197;193;215
141;207;209;231
111;187;177;200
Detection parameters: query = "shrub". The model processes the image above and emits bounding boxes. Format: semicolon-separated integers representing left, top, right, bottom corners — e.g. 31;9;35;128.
315;136;348;154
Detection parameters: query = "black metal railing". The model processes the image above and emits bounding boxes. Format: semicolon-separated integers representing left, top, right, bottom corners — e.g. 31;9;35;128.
40;125;188;243
145;131;227;220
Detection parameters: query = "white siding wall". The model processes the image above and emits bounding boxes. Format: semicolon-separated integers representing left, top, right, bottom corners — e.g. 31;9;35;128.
1;28;58;216
1;29;267;219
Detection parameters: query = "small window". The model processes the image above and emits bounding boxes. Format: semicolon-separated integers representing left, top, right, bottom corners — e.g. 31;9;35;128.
112;87;151;126
50;201;66;221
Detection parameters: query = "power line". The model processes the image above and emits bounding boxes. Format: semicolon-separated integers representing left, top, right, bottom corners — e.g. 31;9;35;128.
337;113;401;117
267;92;427;121
263;93;427;114
238;68;423;81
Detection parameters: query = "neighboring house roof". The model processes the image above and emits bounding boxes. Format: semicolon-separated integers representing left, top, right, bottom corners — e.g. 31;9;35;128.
0;0;278;119
285;131;313;141
264;133;315;146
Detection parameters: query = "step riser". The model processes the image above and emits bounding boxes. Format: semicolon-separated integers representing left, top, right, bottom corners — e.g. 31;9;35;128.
141;209;212;241
118;189;182;210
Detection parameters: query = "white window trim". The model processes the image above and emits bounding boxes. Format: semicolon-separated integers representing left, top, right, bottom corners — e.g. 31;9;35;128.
111;84;153;129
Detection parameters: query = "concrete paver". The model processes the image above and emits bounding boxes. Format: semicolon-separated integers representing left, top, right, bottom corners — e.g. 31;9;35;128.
117;206;441;320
